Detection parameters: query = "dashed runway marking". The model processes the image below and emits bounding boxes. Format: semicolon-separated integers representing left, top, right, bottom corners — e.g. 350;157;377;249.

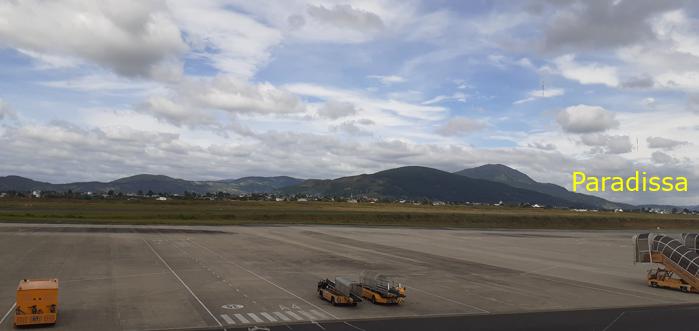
233;313;250;324
260;312;277;322
220;314;236;325
220;310;326;325
274;311;291;321
247;313;264;323
285;310;304;321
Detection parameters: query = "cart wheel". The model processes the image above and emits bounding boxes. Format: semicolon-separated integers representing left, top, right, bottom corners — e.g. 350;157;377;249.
650;281;658;288
371;295;377;304
330;297;336;306
319;291;324;299
681;286;689;293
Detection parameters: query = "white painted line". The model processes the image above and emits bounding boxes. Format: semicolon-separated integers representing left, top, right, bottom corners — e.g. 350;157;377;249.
143;240;225;330
0;303;16;326
190;240;339;319
220;314;236;325
234;313;250;324
344;321;367;331
273;311;291;321
298;310;317;320
247;313;264;323
260;312;277;322
309;309;328;320
285;310;304;321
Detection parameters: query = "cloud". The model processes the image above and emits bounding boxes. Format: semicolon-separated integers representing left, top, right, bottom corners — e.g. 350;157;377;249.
367;75;405;85
541;0;684;51
422;92;468;105
689;94;699;113
317;101;359;119
135;76;307;127
0;0;187;77
40;73;160;93
554;55;619;87
169;1;281;79
436;117;486;136
191;77;305;115
556;104;619;133
581;134;632;154
333;120;373;136
0;99;17;121
307;4;384;33
513;88;564;104
651;151;678;164
139;96;216;127
285;83;447;122
620;75;656;89
647;136;688;150
528;142;556;151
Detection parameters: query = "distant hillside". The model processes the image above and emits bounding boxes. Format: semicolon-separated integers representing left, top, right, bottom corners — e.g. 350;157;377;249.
0;176;55;192
0;174;304;194
217;176;304;193
455;164;631;210
281;166;590;207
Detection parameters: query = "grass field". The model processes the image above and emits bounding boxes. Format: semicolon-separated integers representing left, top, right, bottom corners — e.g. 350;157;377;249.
0;198;698;229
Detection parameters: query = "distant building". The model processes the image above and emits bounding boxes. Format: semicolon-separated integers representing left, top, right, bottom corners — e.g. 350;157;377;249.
531;204;543;208
275;197;284;202
296;198;308;202
31;190;41;198
0;193;6;198
156;197;168;201
347;199;358;203
614;208;624;213
432;201;446;206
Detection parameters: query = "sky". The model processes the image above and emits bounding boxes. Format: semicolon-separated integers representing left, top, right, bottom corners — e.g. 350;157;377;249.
0;0;698;205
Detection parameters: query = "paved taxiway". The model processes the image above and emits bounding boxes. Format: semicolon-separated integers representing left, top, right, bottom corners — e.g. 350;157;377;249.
0;224;697;330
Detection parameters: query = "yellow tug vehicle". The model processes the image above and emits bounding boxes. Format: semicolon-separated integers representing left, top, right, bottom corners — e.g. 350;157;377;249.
15;279;59;326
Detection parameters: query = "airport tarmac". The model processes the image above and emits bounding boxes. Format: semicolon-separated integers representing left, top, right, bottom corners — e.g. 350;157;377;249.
0;224;697;330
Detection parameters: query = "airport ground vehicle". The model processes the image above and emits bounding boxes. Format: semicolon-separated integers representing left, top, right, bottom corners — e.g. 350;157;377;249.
633;233;699;294
317;277;361;306
15;279;58;326
647;267;696;293
359;271;406;304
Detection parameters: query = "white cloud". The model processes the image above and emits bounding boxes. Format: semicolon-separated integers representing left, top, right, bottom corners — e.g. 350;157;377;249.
436;117;486;136
422;92;468;105
317;101;358;119
0;0;187;77
139;96;217;127
0;99;17;121
367;75;405;85
647;136;688;150
580;133;632;154
307;4;384;33
191;77;305;115
41;73;161;94
285;83;447;122
513;88;564;104
554;55;619;87
556;104;619;133
651;151;678;164
169;0;281;79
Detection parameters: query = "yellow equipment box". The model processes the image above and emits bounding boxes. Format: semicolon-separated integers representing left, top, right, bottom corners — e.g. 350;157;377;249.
15;279;58;326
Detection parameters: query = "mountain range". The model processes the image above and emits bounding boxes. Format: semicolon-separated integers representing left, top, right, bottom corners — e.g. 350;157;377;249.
0;164;633;209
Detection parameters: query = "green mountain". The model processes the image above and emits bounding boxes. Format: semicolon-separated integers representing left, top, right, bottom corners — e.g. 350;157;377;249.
455;164;631;210
281;166;589;207
0;174;303;195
